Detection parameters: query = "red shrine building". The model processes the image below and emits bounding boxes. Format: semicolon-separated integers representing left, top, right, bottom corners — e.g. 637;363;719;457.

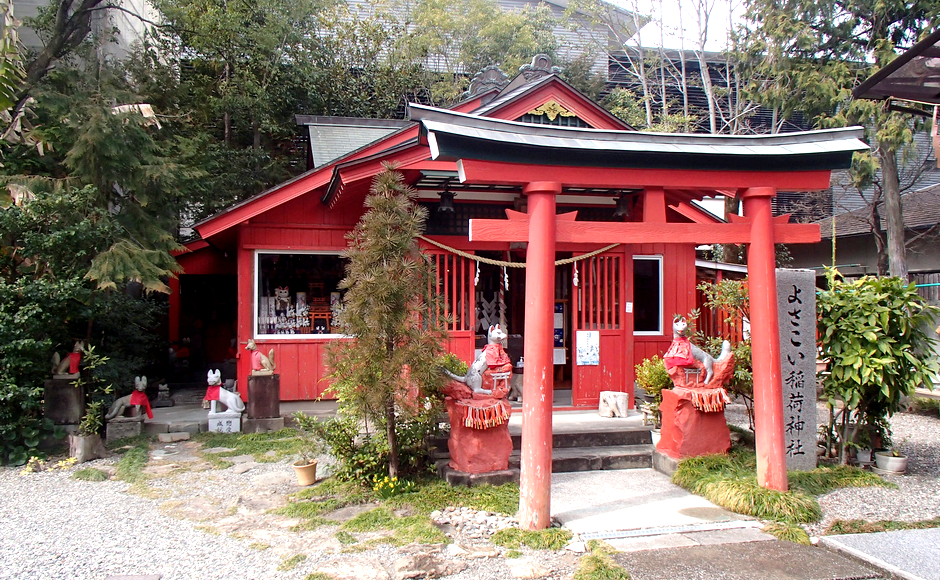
174;55;865;418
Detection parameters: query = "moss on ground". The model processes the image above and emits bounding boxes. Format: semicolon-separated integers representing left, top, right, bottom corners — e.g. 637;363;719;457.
194;429;305;465
277;554;306;571
826;518;940;535
673;447;893;523
490;527;572;550
72;467;109;481
573;540;630;580
341;506;447;546
762;522;811;544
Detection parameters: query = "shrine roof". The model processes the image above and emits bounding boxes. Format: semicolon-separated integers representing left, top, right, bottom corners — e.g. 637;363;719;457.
814;184;940;238
854;28;940;105
409;104;869;172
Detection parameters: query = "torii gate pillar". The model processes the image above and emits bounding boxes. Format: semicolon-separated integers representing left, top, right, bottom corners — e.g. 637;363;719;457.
518;182;558;530
741;187;788;491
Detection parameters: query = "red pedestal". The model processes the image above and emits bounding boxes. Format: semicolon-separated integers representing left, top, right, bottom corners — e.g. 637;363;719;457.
658;389;730;460
445;398;512;474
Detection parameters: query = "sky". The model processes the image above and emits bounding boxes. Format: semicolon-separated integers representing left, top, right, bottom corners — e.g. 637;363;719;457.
610;0;746;52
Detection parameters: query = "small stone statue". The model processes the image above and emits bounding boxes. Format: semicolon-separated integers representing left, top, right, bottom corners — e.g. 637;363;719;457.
245;339;275;376
51;340;84;379
204;369;245;415
106;376;152;420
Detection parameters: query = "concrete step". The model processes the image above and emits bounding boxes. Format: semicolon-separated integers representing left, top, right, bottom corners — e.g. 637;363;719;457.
427;427;653;455
509;444;654;473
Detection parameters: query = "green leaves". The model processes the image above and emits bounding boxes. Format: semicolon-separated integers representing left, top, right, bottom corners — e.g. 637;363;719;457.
818;270;940;439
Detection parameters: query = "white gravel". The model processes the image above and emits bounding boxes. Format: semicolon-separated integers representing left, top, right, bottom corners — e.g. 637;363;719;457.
2;404;937;579
726;401;940;536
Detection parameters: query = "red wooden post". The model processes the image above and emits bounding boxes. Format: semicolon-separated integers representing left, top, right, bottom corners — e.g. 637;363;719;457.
741;187;788;491
519;181;558;530
236;224;253;401
168;276;181;344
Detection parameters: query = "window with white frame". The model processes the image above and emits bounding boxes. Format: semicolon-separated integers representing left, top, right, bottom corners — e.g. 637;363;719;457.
633;255;663;334
255;252;346;338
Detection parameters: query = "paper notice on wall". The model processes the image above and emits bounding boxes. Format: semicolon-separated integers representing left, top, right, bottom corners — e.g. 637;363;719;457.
576;331;599;366
625;302;633;313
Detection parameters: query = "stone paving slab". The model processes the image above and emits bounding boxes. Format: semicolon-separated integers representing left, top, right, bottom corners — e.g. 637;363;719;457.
552;468;748;535
612;539;886;580
820;528;940;580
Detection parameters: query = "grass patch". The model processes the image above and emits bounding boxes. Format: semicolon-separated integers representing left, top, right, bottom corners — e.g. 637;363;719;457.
72;467;109;481
278;554;306;571
673;448;893;524
248;542;270;551
114;438;150;485
826;518;940;535
194;429;305;464
762;522;811;544
341;506;447;545
384;480;519;516
909;397;940;415
490;527;572;551
194;524;220;535
335;531;358;545
107;435;151;452
304;573;334;580
574;540;630;580
505;549;522;558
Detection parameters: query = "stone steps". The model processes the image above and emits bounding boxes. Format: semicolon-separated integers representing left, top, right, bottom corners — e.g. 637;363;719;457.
430;424;655;484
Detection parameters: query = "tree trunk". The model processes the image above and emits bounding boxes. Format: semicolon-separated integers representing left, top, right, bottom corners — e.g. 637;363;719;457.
385;394;399;479
878;142;908;280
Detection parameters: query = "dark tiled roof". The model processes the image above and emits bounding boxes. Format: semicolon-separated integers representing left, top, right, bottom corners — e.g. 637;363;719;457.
814;184;940;238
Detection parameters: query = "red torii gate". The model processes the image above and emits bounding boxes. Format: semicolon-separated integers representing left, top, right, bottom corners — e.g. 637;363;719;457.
410;104;868;530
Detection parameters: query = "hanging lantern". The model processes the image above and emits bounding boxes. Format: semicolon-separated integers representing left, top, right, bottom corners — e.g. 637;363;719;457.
613;191;632;218
438;183;455;212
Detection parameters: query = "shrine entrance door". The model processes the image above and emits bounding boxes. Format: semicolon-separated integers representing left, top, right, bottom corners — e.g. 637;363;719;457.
571;248;630;407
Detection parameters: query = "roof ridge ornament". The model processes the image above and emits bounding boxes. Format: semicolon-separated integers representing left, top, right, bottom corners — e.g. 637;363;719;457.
527;100;575;121
519;54;560;82
464;65;510;99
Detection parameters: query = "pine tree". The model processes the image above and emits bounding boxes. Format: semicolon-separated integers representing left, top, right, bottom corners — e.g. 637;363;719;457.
327;164;447;479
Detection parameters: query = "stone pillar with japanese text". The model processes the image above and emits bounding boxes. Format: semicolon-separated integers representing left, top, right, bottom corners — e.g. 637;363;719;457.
776;269;817;471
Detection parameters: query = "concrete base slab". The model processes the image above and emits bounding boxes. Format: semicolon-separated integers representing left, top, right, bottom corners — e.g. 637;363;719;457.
552;469;748;535
613;539;884;580
143;422;170;435
820;528;940;580
652;449;679;477
106;420;143;441
242;417;285;433
437;464;519;487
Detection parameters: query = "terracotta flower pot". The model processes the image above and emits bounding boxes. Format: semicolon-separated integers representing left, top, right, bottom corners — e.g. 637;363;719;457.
293;459;318;486
874;451;907;474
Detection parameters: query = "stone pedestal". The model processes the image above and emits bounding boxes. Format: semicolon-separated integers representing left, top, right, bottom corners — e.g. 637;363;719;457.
43;379;85;425
106;417;144;440
445;398;512;473
658;388;730;459
247;374;280;419
208;412;242;433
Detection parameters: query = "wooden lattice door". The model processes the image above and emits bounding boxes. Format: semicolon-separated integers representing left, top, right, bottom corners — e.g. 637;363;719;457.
427;250;476;364
571;251;629;407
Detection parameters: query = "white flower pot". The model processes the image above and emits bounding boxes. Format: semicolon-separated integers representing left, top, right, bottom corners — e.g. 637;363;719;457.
874;451;907;474
650;429;661;447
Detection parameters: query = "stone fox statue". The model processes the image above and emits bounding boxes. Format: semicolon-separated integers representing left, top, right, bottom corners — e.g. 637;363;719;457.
442;324;508;396
664;317;732;385
106;376;152;420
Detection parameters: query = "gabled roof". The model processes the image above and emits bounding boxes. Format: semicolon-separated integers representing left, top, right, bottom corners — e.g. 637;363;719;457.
814;185;940;239
854;28;940;104
194;63;640;240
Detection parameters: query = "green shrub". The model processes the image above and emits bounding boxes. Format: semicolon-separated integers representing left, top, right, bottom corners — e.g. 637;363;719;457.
574;540;630;580
818;272;940;463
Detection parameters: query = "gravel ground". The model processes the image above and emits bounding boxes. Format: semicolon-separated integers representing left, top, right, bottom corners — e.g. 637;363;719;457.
2;404;937;579
725;401;940;536
0;443;575;580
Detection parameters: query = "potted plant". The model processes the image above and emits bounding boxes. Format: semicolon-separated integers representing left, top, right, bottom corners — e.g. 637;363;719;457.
291;412;324;485
874;437;908;474
635;355;672;444
69;401;107;463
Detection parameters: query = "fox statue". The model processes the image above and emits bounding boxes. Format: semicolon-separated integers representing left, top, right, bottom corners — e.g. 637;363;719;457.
443;324;508;396
106;376;152;420
206;369;245;414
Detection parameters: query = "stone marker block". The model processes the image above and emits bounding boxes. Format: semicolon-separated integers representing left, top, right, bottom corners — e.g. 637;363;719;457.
157;432;191;443
208;416;241;433
107;419;143;441
43;379;85;424
242;417;285;433
777;268;818;471
143;422;170;436
247;374;280;418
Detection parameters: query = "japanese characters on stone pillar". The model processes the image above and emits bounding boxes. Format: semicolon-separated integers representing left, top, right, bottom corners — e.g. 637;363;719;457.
776;269;817;471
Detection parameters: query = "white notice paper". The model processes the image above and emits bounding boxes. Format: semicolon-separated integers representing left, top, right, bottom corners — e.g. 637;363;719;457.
576;331;599;366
